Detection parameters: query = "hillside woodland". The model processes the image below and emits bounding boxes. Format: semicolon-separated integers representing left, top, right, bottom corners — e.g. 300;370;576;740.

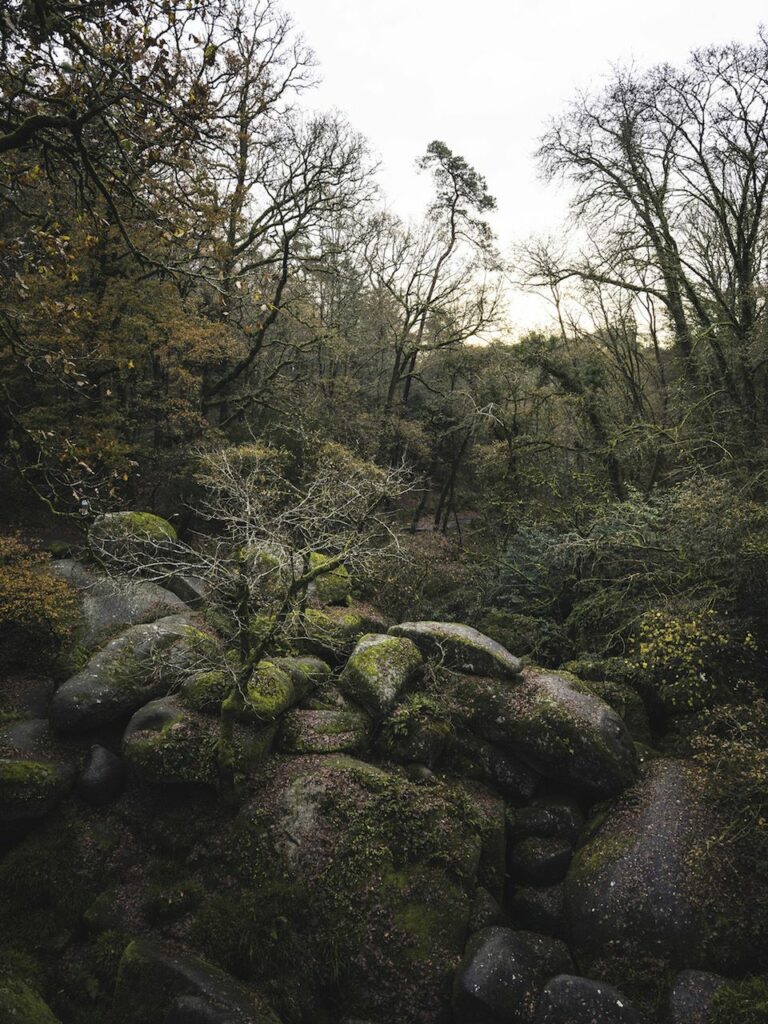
2;3;768;1022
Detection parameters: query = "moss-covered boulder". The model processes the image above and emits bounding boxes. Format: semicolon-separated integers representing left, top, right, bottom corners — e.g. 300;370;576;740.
339;633;423;717
508;837;573;886
507;799;584;845
309;552;352;606
0;978;60;1023
191;754;491;1024
50;559;188;650
447;667;638;800
572;676;651;744
298;605;389;662
564;758;756;974
181;669;231;714
378;693;454;768
0;757;73;821
277;707;372;754
227;656;329;724
445;732;541;805
452;927;573;1024
123;696;276;786
389;621;522;679
113;938;280;1024
90;511;177;546
49;615;191;734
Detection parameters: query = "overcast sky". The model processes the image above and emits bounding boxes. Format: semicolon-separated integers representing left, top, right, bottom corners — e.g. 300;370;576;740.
285;1;767;329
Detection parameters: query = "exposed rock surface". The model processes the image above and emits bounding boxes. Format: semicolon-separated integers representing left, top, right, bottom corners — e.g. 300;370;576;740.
51;559;187;646
667;970;727;1024
114;938;280;1024
452;926;573;1024
508;836;572;885
49;615;191;733
448;667;638;799
564;758;749;972
76;744;125;805
339;632;423;716
533;975;645;1023
389;621;522;678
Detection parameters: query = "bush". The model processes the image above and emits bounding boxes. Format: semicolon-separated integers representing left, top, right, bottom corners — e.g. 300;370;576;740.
691;698;768;964
633;607;760;714
0;535;80;670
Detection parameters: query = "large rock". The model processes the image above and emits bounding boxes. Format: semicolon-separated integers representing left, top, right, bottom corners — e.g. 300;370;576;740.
508;837;572;885
0;757;73;821
533;975;645;1024
298;604;389;661
226;657;329;724
76;744;126;805
452;927;573;1024
507;799;584;845
277;707;372;754
123;696;276;785
50;559;187;647
448;668;638;800
49;615;190;734
667;970;727;1024
114;938;280;1024
308;552;352;605
339;633;423;717
564;759;751;972
389;621;522;679
213;754;485;1023
90;510;177;545
446;732;541;804
0;978;60;1023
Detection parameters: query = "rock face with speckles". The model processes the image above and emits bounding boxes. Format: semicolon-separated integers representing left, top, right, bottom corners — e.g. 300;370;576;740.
452;926;574;1024
50;559;188;647
564;758;755;973
388;621;522;679
49;615;191;733
667;970;727;1024
533;975;646;1023
446;668;638;800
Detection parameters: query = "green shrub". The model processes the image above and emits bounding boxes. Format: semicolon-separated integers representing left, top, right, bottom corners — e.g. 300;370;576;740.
0;535;80;670
709;976;768;1024
634;607;759;714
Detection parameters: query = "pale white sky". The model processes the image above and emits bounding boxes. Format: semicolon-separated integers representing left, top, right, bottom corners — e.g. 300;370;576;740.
285;1;767;329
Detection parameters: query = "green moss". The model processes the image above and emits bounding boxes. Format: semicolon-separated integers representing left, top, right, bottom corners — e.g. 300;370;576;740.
709;976;768;1024
0;978;59;1023
181;669;230;713
309;552;352;606
568;828;635;888
242;661;295;721
0;759;68;819
92;511;176;543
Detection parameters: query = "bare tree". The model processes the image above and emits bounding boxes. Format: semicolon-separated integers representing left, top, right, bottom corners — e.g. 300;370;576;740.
91;440;410;800
534;34;768;447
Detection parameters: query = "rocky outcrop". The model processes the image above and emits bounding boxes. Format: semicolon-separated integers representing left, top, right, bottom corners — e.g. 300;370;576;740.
49;615;191;733
564;758;751;973
389;621;522;678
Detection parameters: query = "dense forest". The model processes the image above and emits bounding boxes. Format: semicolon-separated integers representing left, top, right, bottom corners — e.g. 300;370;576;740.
2;2;768;1023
